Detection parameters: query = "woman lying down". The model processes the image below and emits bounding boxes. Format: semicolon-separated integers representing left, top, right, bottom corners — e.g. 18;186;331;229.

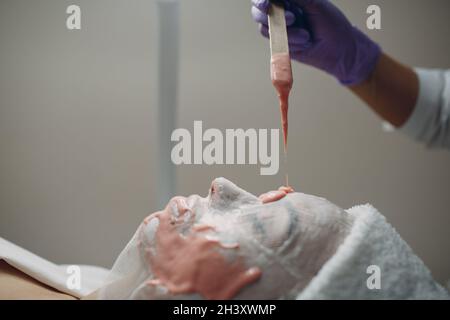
1;178;448;300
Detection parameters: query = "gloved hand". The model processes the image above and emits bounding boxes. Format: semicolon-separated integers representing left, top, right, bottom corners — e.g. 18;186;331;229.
251;0;381;85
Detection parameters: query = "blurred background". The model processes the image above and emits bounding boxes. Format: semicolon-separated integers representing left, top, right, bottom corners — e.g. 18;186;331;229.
1;0;449;284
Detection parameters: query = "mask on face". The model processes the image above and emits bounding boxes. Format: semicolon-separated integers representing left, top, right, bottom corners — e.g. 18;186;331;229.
94;177;353;300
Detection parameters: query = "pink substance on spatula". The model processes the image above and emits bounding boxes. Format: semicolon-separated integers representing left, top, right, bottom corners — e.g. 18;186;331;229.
271;52;293;150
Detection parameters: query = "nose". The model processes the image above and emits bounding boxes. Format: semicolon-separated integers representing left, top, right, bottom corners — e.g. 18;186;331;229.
209;177;260;210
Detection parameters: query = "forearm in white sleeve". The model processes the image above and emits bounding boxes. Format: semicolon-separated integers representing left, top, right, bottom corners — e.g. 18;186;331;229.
400;68;450;149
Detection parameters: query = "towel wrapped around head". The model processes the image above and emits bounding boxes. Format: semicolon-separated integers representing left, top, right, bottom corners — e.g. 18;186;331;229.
297;204;449;300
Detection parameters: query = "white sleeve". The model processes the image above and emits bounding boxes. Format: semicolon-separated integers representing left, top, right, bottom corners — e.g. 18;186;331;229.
399;68;450;149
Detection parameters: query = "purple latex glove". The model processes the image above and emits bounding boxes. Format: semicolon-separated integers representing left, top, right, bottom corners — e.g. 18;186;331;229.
252;0;381;85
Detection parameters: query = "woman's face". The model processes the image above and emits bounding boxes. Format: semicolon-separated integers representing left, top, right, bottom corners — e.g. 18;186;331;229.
99;178;352;300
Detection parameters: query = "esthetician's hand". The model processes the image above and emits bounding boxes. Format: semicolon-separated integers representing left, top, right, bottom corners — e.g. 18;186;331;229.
251;0;381;85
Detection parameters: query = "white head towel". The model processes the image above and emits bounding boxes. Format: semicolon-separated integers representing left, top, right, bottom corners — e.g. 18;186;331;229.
297;204;449;300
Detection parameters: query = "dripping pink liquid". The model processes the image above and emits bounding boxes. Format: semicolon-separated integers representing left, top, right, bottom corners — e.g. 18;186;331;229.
142;198;261;300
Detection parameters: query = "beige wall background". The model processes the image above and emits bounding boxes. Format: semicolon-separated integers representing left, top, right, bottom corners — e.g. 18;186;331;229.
1;0;449;284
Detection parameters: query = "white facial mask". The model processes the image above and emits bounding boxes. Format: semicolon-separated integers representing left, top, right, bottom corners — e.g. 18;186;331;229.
95;177;353;300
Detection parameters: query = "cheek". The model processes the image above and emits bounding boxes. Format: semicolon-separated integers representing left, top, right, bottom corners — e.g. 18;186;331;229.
263;210;292;249
245;206;294;250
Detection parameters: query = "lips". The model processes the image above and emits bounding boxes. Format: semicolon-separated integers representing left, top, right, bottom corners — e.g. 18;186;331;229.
259;186;294;204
